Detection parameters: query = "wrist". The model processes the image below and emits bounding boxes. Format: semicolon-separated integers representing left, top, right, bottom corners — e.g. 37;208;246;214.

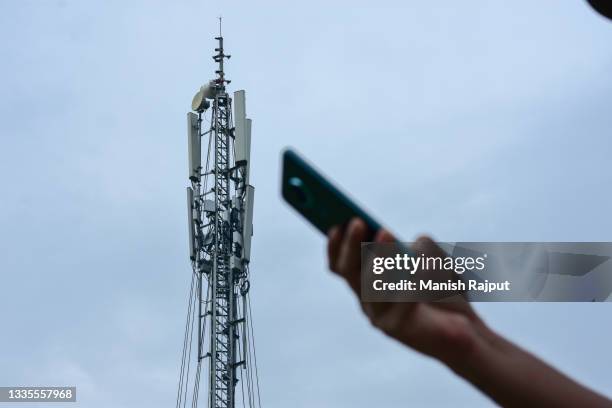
443;316;504;380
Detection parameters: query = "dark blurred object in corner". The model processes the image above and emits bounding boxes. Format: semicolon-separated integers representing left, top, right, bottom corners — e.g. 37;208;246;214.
587;0;612;19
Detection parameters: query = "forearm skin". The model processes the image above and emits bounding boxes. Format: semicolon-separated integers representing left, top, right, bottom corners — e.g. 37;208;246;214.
449;320;611;408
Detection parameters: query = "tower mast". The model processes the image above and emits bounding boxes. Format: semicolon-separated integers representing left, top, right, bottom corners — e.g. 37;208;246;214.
179;21;259;408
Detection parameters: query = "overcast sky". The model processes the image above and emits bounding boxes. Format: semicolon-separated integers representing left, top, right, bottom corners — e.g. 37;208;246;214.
1;0;612;407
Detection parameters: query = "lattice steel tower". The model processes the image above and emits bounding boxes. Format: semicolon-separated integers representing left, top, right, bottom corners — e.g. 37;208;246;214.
177;22;261;408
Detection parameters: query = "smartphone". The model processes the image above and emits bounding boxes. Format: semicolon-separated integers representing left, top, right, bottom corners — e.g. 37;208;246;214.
281;148;383;237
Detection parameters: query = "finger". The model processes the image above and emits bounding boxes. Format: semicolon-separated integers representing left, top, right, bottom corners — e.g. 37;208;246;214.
337;218;367;293
412;235;446;258
411;236;476;313
360;229;398;315
375;229;395;243
327;226;342;273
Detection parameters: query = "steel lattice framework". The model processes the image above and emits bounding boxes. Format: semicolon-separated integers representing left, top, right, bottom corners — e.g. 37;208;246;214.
177;25;260;408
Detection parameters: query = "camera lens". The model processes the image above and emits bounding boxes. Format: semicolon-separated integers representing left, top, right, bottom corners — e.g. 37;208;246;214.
288;177;311;206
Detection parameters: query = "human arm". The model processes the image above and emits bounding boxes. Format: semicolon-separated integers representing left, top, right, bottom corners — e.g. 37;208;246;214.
327;218;612;407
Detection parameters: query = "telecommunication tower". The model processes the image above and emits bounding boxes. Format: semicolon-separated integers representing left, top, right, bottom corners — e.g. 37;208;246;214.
176;21;261;408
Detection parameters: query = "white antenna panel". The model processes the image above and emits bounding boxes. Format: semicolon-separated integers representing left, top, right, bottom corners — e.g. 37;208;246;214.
245;118;252;184
234;90;248;164
187;187;196;260
242;185;255;262
187;112;201;180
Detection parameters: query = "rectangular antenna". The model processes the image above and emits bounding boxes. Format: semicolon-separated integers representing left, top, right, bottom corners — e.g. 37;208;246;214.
242;185;255;262
186;186;196;260
245;118;252;184
187;112;201;180
234;90;248;164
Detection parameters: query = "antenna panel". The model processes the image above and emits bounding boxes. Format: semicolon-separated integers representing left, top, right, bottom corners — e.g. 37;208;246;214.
245;118;252;183
234;90;248;164
187;112;201;180
242;185;255;262
187;187;196;260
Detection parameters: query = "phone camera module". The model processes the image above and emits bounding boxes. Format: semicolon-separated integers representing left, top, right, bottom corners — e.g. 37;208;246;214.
288;177;312;207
